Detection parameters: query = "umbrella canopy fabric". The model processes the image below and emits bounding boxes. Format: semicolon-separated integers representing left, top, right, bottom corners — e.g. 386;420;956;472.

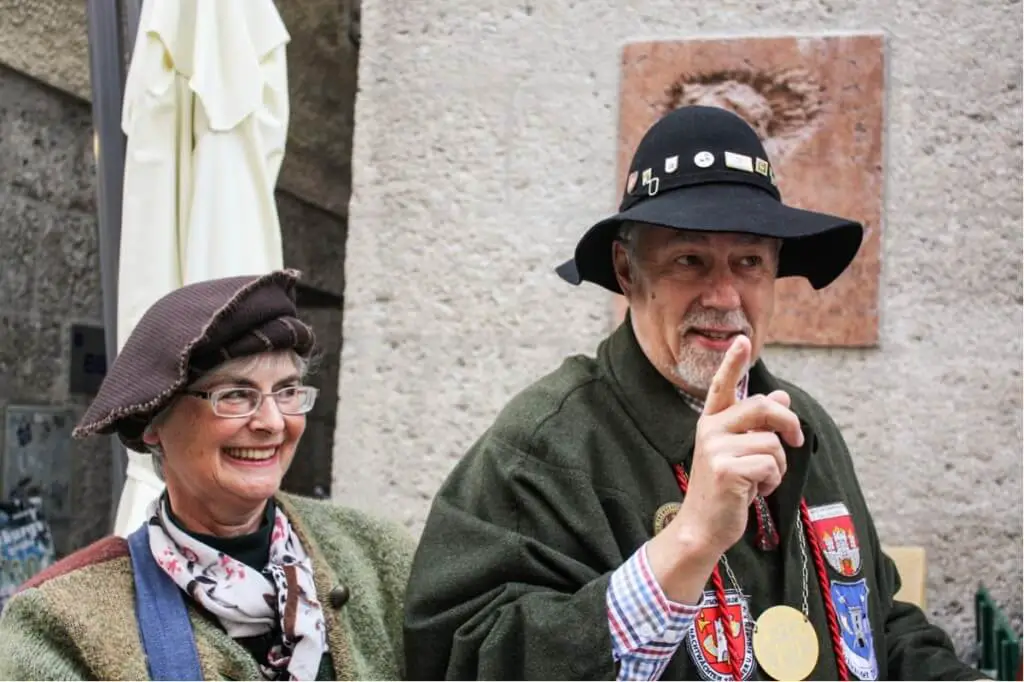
112;0;291;536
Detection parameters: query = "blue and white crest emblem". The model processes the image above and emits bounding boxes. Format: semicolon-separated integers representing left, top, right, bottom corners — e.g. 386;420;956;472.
830;578;879;680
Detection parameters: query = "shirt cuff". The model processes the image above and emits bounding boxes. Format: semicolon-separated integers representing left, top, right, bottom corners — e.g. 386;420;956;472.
606;541;703;657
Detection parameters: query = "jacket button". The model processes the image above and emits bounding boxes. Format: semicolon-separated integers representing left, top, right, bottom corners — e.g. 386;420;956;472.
329;584;351;608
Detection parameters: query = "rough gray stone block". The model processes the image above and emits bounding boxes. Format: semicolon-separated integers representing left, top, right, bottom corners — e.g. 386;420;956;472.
0;65;95;213
0;192;42;310
34;209;101;320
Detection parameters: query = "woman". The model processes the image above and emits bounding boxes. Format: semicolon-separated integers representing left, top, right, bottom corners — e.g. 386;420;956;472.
0;270;414;680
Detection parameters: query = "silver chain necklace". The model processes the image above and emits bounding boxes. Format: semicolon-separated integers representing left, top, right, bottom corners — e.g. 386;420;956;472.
719;510;810;618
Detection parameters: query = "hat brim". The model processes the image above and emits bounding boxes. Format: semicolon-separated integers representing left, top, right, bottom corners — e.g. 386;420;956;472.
556;183;864;294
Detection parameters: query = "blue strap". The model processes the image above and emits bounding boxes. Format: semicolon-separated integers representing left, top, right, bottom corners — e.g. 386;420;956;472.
127;524;203;681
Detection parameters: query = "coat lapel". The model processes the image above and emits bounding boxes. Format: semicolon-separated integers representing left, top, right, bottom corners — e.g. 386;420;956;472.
599;317;701;467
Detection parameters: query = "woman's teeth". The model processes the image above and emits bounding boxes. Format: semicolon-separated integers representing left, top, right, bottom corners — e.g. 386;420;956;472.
223;448;277;461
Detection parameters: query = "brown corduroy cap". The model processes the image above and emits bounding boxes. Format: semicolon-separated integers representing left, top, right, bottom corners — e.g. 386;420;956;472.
73;269;316;451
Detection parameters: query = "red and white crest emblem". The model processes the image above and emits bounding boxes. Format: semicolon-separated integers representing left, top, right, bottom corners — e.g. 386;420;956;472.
686;589;755;680
808;502;862;577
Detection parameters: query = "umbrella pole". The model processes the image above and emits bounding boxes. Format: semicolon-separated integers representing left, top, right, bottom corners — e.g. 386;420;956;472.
85;0;142;534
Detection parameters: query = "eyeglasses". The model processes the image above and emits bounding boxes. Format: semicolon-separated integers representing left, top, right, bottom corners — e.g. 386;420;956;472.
183;386;319;418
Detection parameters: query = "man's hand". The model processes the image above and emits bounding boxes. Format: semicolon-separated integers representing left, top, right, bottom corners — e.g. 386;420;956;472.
645;335;804;604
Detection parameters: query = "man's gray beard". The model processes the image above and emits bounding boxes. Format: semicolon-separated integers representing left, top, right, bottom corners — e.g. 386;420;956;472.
673;347;724;395
671;308;753;395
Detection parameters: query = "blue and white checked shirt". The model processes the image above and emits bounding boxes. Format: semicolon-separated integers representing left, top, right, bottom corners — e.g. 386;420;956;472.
607;543;703;680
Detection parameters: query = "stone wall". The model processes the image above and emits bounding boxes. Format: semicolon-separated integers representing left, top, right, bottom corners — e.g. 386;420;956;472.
0;64;109;556
339;0;1022;657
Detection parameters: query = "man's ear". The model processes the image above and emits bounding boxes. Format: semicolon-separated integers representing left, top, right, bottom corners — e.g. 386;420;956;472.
612;241;634;297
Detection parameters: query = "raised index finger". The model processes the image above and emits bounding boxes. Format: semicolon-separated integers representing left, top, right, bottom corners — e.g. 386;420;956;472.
702;334;751;416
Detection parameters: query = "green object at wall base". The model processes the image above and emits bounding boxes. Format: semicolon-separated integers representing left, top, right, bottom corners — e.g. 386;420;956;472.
976;584;1022;681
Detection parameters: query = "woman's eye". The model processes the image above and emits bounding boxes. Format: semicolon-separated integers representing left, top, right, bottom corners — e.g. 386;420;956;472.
220;389;252;402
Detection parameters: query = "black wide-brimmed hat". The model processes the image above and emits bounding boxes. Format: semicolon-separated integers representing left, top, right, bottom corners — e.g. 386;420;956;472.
73;269;316;451
556;105;864;293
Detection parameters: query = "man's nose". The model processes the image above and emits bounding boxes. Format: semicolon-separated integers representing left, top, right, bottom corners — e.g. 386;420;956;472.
700;272;742;310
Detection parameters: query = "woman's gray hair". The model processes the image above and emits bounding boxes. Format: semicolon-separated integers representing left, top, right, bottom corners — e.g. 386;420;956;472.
143;349;311;481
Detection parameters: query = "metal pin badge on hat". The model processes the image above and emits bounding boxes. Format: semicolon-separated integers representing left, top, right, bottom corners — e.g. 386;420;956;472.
725;151;754;173
626;170;638;193
693;151;715;168
665;155;679;174
641;167;661;196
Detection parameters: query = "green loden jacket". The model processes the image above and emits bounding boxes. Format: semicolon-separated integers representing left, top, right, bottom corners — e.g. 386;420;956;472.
403;319;981;681
0;493;415;681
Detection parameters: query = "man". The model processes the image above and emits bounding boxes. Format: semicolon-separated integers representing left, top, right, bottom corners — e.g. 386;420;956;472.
403;106;982;680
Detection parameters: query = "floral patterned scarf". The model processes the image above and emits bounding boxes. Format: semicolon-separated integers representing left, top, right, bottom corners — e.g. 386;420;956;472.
145;496;327;680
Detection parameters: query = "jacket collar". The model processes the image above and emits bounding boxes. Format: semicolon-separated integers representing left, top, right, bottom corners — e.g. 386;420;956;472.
598;316;700;467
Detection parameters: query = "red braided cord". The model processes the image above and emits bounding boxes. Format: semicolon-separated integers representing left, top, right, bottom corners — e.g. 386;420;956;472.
709;561;746;680
800;500;850;681
674;466;744;680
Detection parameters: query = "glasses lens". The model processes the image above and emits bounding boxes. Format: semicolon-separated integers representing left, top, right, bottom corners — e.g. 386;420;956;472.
274;386;317;414
213;388;261;416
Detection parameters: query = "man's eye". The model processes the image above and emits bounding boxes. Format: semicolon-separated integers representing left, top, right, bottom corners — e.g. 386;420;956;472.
739;255;763;268
675;255;702;267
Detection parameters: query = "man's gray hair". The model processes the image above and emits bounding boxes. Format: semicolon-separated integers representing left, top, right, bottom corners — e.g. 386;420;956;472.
617;221;647;285
143;350;310;481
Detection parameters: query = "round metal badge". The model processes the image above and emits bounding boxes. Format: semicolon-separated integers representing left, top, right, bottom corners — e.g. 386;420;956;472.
693;151;715;168
652;502;680;535
752;605;819;681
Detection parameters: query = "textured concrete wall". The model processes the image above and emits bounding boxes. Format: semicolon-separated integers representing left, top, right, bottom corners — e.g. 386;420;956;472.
338;0;1022;656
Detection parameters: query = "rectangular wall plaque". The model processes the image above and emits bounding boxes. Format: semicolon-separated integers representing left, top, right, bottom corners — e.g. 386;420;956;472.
614;33;885;346
70;324;107;396
2;406;74;526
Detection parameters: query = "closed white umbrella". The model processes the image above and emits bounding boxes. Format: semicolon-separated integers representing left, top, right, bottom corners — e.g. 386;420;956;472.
113;0;291;536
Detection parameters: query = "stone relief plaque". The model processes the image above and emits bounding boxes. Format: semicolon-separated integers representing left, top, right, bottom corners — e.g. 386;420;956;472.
614;34;885;346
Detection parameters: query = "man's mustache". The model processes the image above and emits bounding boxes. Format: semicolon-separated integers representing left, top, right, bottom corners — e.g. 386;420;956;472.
679;309;752;337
